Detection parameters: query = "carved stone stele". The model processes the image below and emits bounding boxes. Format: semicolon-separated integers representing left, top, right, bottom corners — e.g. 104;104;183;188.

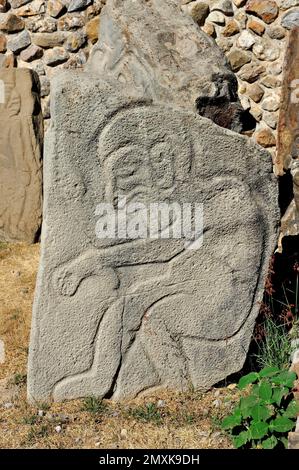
28;0;279;402
0;68;43;243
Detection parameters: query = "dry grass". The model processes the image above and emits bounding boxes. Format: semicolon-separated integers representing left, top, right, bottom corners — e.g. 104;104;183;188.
0;242;238;449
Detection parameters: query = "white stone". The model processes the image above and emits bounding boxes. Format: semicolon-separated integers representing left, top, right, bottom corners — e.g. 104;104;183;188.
208;10;226;24
237;31;256;50
261;95;280;112
263;111;278;129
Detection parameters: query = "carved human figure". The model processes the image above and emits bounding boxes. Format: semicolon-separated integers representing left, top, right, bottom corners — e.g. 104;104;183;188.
0;69;42;242
51;107;264;400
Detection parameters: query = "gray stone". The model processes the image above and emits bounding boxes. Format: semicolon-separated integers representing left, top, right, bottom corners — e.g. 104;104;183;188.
10;0;31;7
44;46;69;65
208;10;226;24
281;9;299;29
267;25;286;40
279;0;299;9
27;0;279;404
0;339;4;363
0;68;43;243
20;43;43;61
88;0;244;132
68;0;92;12
253;40;281;62
261;94;280;112
211;0;233;15
27;71;278;402
39;75;50;96
7;30;31;53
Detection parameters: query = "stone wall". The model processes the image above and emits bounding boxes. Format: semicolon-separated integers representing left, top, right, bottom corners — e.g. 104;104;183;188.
0;0;105;125
0;0;298;153
182;0;299;163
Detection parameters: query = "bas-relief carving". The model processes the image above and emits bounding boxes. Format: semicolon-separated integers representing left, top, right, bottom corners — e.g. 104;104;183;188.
47;105;266;400
0;69;43;243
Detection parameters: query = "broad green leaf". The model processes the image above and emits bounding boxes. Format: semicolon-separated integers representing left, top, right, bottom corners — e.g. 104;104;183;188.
251;404;272;422
284;400;299;419
259;367;280;378
240;395;259;418
262;435;278;449
251;384;260;397
233;431;249;449
238;372;259;390
272;371;296;388
270;416;295;433
249;421;268;440
258;381;272;402
272;386;289;406
221;412;241;430
280;437;289;449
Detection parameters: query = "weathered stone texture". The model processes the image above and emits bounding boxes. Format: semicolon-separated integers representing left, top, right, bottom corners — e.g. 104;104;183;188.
88;0;244;132
0;68;43;242
28;0;278;402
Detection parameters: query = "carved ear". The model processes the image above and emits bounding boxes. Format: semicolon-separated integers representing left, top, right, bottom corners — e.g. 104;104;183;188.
7;89;21;116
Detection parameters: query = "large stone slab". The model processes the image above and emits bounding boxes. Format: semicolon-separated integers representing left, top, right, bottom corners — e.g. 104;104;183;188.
28;0;279;402
27;69;278;402
87;0;244;132
0;68;43;243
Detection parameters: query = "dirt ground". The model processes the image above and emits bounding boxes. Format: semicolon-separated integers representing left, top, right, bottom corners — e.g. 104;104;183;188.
0;242;238;449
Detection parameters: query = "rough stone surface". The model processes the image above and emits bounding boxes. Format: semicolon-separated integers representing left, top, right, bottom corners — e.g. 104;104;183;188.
0;0;7;13
86;16;99;44
256;127;276;147
190;2;209;26
44;46;69;65
247;83;264;102
246;0;279;24
28;0;278;403
0;339;4;363
0;14;25;33
222;19;239;36
277;27;299;243
68;0;92;13
88;0;244;132
20;43;43;61
281;9;299;29
227;48;251;71
0;68;43;242
238;63;266;82
247;19;266;36
7;30;31;53
0;32;6;52
10;0;31;8
237;30;256;49
47;0;66;18
32;32;66;48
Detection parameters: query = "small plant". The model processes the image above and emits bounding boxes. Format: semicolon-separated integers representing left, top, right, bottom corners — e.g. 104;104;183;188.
23;414;38;425
222;366;299;449
12;373;27;386
27;425;49;442
82;396;107;414
129;403;163;425
255;317;295;371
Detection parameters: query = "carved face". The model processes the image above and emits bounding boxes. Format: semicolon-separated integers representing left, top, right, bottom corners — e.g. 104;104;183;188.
98;105;192;205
